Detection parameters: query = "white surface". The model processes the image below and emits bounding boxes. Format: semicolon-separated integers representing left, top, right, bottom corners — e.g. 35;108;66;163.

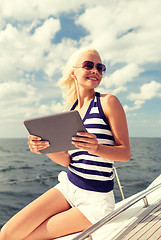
56;174;161;240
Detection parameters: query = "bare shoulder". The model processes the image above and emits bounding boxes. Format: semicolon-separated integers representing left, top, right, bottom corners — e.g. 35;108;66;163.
100;93;122;108
100;94;124;118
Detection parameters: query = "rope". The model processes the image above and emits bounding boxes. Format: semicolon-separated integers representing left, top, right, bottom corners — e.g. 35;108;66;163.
0;175;57;228
115;163;137;169
0;175;57;185
123;180;146;187
0;164;139;186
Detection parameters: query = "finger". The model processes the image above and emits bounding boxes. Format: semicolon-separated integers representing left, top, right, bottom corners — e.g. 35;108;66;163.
29;143;48;154
72;141;89;149
29;145;41;154
72;135;97;144
72;137;97;148
28;140;49;146
72;137;95;145
28;140;50;154
72;141;99;155
28;135;41;141
77;132;96;139
72;141;96;151
28;140;49;147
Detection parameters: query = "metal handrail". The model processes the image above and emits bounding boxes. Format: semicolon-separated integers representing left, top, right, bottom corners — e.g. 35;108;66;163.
72;182;161;240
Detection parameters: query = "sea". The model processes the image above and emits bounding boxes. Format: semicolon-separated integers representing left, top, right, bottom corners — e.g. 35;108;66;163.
0;138;161;228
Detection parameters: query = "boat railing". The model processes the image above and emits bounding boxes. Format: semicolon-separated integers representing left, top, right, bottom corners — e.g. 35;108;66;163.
72;181;161;240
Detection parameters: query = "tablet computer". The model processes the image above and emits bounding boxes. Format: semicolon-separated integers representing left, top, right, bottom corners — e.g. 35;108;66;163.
24;110;86;154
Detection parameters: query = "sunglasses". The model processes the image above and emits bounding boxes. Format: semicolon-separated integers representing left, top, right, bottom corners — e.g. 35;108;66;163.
74;60;106;75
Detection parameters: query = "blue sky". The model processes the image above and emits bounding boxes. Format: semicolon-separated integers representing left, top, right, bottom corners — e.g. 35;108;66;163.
0;0;161;138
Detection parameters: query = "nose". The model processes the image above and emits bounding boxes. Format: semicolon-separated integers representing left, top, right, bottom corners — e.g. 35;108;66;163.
91;66;98;74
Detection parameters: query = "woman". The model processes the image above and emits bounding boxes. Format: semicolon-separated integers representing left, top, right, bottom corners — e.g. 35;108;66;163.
0;48;131;240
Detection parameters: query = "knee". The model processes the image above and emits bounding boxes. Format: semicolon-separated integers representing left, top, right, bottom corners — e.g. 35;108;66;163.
0;227;8;240
0;226;17;240
0;228;7;240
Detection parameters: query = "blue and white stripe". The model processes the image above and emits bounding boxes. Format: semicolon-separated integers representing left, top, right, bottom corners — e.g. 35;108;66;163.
67;92;115;192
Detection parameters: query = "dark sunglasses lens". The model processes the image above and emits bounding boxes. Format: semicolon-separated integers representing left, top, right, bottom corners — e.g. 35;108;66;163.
82;61;94;70
96;64;106;74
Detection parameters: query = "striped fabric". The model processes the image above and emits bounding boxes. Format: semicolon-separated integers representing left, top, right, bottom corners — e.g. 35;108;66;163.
67;92;115;192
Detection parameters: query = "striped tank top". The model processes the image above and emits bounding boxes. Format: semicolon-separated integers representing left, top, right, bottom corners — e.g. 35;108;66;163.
67;92;115;193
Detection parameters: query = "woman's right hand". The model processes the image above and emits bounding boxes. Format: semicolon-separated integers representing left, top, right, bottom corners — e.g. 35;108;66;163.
28;135;50;154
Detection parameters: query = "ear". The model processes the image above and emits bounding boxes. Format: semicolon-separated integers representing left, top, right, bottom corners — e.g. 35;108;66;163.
70;69;77;80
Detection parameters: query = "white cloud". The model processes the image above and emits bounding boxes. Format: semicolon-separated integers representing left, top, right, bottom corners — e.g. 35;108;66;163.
0;81;37;121
126;81;161;111
110;86;127;95
128;81;161;101
0;17;61;83
124;104;139;113
20;18;61;72
31;18;60;47
35;101;64;116
1;0;77;21
43;39;78;79
1;0;160;84
1;0;117;23
101;64;144;89
0;82;37;104
0;82;38;119
76;0;161;65
0;81;64;122
0;0;161;137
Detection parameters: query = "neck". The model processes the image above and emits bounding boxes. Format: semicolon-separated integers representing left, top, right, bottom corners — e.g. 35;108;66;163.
77;89;95;109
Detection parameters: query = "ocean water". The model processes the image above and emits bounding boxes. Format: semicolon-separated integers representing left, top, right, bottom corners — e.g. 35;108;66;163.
0;138;161;228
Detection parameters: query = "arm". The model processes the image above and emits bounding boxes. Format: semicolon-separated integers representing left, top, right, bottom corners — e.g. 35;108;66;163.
28;135;71;167
46;151;70;167
72;95;131;162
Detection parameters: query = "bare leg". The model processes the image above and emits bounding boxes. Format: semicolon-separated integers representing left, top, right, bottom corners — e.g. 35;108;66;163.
1;188;72;240
24;207;92;240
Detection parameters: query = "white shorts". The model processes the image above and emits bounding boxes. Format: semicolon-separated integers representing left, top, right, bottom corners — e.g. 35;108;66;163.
54;171;115;224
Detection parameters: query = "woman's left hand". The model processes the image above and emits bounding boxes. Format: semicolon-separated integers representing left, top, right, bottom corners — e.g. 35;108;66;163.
72;131;98;155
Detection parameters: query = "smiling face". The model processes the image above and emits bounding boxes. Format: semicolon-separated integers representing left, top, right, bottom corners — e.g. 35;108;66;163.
71;51;103;90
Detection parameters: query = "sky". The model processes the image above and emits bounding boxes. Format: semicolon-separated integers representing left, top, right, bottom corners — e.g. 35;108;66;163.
0;0;161;138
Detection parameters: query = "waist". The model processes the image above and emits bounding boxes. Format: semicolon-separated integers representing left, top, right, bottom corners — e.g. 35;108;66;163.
67;169;114;193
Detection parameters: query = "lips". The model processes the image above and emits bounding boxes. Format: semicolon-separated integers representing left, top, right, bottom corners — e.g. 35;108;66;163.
86;76;99;81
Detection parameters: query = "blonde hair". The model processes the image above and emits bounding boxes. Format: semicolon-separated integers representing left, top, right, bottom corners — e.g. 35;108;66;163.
58;47;101;109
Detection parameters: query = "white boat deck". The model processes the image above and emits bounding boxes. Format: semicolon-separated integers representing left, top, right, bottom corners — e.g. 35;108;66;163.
115;200;161;240
57;174;161;240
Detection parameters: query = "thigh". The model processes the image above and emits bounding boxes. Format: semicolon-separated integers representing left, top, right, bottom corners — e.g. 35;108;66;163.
1;188;71;240
24;207;92;240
